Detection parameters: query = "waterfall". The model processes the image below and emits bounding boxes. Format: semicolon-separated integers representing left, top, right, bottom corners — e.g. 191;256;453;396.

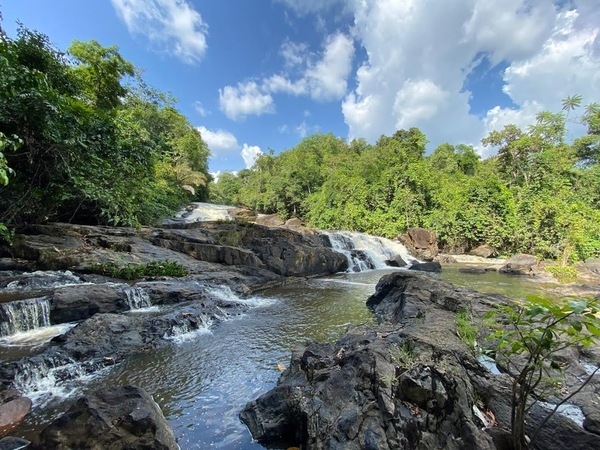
321;231;418;272
123;287;152;310
13;356;104;406
0;297;51;337
164;316;214;343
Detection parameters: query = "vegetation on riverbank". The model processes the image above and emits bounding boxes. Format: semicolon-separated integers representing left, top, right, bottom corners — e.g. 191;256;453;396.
0;21;210;235
211;99;600;263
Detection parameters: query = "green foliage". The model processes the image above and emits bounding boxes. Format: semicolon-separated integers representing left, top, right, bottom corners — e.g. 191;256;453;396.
485;297;600;449
208;94;599;263
68;39;134;110
0;24;209;228
545;265;578;284
456;310;478;351
86;260;188;280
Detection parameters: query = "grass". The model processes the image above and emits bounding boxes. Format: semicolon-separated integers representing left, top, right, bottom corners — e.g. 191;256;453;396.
456;309;478;351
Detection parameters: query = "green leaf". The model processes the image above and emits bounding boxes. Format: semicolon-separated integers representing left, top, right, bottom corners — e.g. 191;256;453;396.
584;322;600;337
567;299;587;314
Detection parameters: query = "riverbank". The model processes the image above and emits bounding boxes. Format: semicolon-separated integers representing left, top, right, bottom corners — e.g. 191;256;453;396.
1;211;599;448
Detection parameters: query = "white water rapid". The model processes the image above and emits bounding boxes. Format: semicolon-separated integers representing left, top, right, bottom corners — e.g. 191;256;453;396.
321;230;418;272
123;287;153;310
0;297;51;337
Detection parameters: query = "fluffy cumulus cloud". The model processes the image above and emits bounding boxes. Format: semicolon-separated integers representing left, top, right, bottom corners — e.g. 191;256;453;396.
219;81;275;121
219;32;354;121
198;126;262;168
197;126;239;154
241;144;264;168
111;0;208;64
339;0;600;154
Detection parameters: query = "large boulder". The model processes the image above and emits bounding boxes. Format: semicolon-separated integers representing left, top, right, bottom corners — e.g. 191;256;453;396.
399;228;438;261
499;254;538;276
469;244;496;259
33;385;177;450
255;214;285;227
409;261;442;273
242;271;600;450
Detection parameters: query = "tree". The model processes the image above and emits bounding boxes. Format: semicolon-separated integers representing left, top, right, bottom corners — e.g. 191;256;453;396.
486;297;600;450
68;39;134;110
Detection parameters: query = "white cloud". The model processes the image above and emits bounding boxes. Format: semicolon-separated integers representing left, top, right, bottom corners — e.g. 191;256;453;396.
111;0;208;64
194;101;209;117
241;144;264;168
305;33;354;101
280;40;309;68
219;81;275;121
197;126;239;154
263;74;307;96
341;0;600;151
218;32;354;121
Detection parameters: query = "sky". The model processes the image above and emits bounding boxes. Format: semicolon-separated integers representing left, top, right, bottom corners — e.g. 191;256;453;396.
2;0;600;174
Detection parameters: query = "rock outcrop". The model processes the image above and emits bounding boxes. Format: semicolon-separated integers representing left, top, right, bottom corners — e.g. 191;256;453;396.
499;253;538;276
399;228;438;261
32;385;177;450
241;271;600;450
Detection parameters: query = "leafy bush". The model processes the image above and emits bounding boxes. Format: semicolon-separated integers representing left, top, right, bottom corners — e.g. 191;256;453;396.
545;265;578;283
86;260;188;280
485;296;600;450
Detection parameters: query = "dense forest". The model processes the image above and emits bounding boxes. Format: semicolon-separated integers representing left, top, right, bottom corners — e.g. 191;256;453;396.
0;22;210;241
211;101;600;263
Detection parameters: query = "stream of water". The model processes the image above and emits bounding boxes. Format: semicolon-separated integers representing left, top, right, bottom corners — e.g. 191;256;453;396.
1;232;558;448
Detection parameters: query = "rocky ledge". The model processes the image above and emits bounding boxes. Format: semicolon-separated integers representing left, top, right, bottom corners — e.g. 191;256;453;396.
31;385;177;450
241;271;600;450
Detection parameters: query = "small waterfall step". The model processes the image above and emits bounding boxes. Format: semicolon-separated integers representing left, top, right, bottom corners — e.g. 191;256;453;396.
321;230;418;272
0;297;51;337
123;287;152;310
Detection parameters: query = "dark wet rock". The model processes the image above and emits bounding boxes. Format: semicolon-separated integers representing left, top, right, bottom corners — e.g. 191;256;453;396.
0;436;30;450
583;410;600;435
241;271;505;449
50;284;126;323
469;244;496;258
384;255;407;267
499;253;538;276
409;261;442;273
399;227;439;261
33;385;177;450
243;271;600;449
458;267;488;274
0;396;31;438
350;250;375;271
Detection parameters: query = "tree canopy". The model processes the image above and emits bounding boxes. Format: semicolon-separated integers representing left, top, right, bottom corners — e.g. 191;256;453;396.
210;103;600;263
0;25;210;229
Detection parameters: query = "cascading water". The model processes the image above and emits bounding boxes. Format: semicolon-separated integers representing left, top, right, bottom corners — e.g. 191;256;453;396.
5;270;84;290
0;297;51;337
321;230;418;272
123;286;152;310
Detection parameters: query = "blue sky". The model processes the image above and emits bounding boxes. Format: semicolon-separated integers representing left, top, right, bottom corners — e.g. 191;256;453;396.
2;0;599;173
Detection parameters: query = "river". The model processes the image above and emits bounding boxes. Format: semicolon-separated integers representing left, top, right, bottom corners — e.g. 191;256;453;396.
5;263;559;449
